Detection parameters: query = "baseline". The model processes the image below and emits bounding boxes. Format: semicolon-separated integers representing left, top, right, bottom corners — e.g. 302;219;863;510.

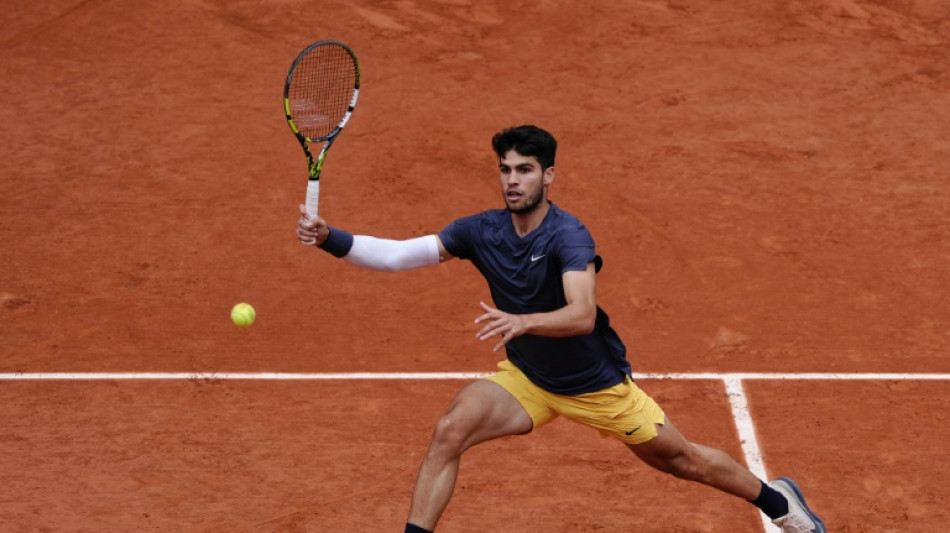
1;372;948;380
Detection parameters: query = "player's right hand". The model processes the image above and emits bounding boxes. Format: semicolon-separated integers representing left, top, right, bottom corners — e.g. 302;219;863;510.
297;204;329;246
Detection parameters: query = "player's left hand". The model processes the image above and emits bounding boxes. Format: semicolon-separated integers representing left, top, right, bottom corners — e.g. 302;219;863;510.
474;301;526;352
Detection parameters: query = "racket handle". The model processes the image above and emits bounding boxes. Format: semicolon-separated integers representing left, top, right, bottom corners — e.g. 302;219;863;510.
303;180;320;246
305;180;320;219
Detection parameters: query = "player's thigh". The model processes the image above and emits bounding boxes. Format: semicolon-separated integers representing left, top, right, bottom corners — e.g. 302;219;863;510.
438;379;534;451
626;416;696;472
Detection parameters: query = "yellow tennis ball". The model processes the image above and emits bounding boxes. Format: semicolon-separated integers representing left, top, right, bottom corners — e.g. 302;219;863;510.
230;303;256;327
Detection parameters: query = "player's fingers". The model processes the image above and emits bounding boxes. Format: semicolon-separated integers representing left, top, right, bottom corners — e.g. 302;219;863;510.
300;215;329;232
297;221;315;236
298;206;328;228
473;310;494;325
297;223;319;238
476;320;499;339
481;320;513;341
493;332;509;351
310;218;329;231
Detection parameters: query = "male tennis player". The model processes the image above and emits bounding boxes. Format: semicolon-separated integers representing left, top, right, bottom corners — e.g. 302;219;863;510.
296;125;826;533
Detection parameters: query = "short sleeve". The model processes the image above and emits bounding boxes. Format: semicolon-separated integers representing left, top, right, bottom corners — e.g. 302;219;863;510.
557;223;596;273
438;215;477;260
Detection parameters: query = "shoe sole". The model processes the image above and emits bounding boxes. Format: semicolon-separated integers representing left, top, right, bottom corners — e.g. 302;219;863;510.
775;477;827;533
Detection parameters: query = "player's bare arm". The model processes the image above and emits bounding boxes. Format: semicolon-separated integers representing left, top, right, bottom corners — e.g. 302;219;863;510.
475;263;597;351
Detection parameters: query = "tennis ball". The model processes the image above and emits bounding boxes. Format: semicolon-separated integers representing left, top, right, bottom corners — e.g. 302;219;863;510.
230;302;256;327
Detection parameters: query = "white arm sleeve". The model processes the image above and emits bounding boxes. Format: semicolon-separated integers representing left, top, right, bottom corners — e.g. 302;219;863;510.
344;234;441;273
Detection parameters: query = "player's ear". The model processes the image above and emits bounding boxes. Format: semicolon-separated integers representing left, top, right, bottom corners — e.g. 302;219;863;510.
543;166;555;186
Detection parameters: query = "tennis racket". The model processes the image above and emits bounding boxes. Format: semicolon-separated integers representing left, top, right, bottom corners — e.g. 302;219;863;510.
284;40;360;230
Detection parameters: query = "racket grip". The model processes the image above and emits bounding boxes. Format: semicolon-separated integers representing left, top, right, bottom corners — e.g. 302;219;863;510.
305;180;320;219
303;180;320;246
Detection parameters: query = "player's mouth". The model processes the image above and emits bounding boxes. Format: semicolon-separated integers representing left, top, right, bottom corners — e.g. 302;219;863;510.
506;189;524;202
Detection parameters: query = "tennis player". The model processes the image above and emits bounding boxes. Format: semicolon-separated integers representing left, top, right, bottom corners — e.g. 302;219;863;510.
296;125;826;533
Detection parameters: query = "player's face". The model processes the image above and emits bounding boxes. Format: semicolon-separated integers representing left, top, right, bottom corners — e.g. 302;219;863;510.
499;150;553;214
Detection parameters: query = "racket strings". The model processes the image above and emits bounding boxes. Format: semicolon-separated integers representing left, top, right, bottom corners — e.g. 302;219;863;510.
288;45;356;140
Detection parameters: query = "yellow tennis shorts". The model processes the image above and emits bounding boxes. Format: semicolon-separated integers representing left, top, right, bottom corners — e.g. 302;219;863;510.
485;359;666;445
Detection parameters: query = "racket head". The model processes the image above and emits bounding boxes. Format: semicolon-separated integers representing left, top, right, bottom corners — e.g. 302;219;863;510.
284;40;360;144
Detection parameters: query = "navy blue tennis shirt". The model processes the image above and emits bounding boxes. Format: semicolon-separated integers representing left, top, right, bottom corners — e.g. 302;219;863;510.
438;203;631;395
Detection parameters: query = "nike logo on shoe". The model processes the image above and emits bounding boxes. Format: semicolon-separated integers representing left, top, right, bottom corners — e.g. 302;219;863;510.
625;426;641;435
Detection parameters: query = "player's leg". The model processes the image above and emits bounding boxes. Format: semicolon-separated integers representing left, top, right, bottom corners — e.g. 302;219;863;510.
626;416;762;499
627;417;826;532
552;377;824;532
560;378;763;498
406;379;534;531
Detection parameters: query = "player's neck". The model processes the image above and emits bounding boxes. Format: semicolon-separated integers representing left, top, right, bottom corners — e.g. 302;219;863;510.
510;200;550;238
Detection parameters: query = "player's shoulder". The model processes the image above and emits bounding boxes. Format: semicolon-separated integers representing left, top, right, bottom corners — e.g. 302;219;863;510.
440;209;507;250
453;208;509;228
548;203;590;233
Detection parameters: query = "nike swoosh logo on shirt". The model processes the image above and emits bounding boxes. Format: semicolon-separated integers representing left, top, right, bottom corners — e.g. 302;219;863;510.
530;254;546;262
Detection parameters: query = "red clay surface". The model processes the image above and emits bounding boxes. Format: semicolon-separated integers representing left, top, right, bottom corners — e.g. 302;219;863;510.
2;0;949;531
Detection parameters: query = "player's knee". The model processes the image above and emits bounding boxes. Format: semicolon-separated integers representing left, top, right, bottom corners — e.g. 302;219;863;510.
667;456;708;482
660;445;711;482
428;413;469;457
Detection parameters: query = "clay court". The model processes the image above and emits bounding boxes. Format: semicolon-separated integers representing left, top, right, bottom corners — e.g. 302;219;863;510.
2;0;949;531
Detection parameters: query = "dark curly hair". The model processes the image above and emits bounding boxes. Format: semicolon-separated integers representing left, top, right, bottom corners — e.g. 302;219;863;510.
491;125;556;170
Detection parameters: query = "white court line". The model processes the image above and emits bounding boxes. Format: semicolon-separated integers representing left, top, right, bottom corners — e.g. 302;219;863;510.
0;371;948;380
724;377;780;533
0;372;490;380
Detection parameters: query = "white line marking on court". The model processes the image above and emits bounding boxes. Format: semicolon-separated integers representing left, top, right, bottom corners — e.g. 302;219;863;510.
642;372;950;381
0;372;948;380
724;377;780;533
0;372;492;380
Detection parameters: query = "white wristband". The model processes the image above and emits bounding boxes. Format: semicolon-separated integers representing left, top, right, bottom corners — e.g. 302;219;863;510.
344;234;440;272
